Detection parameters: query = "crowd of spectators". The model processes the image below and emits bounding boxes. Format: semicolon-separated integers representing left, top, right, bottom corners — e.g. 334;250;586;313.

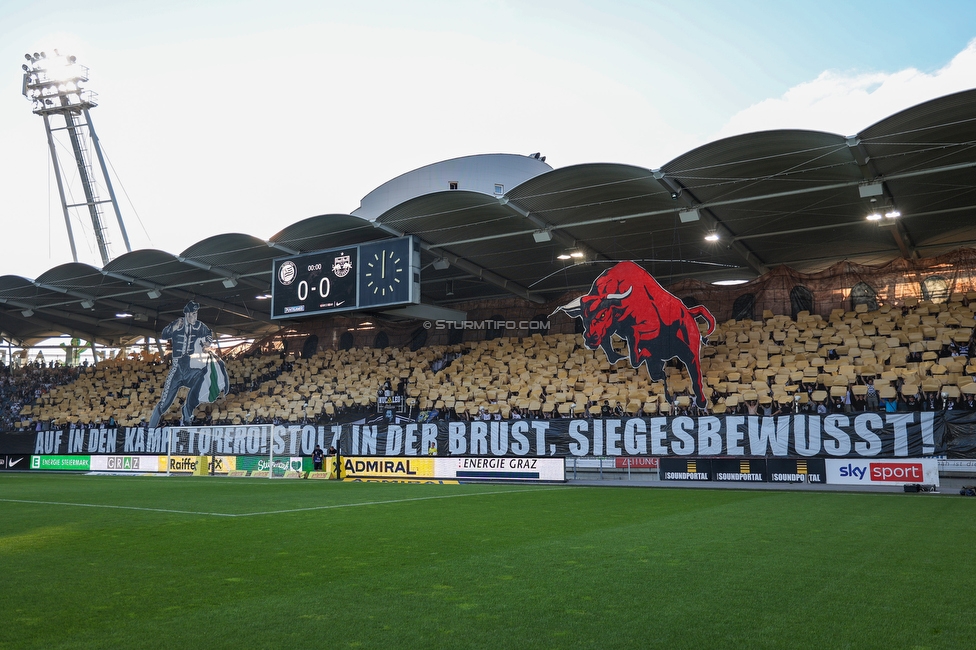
2;295;976;431
0;362;83;431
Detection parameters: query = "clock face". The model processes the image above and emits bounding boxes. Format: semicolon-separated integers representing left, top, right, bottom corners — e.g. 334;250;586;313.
358;238;417;308
364;248;405;298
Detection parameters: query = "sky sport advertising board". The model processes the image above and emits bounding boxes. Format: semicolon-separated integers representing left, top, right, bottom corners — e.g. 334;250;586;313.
825;458;939;486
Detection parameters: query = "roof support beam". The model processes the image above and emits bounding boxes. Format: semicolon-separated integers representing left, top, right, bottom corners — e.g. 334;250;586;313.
499;196;609;263
653;170;769;277
847;136;918;260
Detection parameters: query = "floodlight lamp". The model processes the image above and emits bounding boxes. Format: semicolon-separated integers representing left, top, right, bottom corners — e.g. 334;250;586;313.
222;278;238;288
858;181;884;198
705;232;720;242
432;258;450;270
146;289;162;299
80;299;95;309
532;230;552;243
115;312;132;318
678;209;700;223
884;210;901;219
255;293;272;300
21;309;33;317
569;251;584;258
557;254;571;260
866;213;882;221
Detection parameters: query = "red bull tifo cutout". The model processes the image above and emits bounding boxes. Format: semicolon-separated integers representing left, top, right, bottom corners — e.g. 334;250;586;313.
555;261;716;408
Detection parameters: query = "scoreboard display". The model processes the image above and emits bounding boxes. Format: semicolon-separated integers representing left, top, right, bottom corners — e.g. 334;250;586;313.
271;236;420;319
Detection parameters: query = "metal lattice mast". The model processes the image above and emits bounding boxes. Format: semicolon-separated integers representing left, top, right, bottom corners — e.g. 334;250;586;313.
21;50;131;266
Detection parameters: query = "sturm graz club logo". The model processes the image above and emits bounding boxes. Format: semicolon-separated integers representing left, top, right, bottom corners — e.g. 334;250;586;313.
332;254;352;278
278;260;297;285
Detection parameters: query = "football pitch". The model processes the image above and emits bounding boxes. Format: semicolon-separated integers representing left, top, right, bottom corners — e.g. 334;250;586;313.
1;475;974;649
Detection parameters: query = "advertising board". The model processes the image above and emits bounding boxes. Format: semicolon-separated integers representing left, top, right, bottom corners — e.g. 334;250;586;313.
0;455;30;471
30;455;91;471
825;458;939;486
90;456;159;472
659;458;712;481
437;457;565;481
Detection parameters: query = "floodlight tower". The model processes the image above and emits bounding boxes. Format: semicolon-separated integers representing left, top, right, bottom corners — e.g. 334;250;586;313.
21;51;131;266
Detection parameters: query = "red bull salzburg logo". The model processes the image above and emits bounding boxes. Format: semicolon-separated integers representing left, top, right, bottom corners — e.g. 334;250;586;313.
556;261;716;408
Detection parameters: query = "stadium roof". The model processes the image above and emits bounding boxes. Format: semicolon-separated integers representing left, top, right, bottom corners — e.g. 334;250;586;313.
2;88;975;347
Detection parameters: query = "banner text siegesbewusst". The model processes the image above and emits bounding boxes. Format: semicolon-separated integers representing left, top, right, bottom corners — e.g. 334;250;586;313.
3;411;975;458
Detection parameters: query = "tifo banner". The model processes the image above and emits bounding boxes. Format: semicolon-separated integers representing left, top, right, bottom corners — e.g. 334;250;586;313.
5;411;976;459
340;413;945;458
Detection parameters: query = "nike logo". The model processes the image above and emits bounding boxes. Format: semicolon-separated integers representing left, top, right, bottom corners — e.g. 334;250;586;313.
8;457;23;467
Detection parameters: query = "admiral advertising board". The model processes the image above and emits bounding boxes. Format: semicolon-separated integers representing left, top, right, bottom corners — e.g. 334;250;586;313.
339;457;564;482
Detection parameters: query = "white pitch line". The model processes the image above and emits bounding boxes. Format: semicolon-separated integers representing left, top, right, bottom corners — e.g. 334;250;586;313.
234;486;563;517
0;486;564;518
0;498;236;517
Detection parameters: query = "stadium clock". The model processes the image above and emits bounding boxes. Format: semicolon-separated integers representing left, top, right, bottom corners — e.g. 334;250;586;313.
359;237;418;308
271;236;420;319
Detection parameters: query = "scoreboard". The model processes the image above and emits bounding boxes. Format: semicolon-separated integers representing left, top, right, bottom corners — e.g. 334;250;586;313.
271;236;420;319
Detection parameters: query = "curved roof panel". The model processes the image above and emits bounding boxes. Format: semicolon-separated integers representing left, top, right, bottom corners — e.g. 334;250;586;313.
1;90;974;344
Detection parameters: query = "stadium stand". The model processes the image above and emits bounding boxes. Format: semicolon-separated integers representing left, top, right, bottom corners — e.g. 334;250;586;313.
5;289;975;430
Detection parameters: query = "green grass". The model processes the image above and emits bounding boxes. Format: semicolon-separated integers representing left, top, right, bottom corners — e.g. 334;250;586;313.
1;475;974;649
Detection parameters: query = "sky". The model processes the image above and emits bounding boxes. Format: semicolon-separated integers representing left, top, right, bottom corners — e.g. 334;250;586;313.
1;0;975;280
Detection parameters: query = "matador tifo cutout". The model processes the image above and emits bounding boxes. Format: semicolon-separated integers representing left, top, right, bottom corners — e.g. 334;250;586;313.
556;261;716;408
149;301;230;428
